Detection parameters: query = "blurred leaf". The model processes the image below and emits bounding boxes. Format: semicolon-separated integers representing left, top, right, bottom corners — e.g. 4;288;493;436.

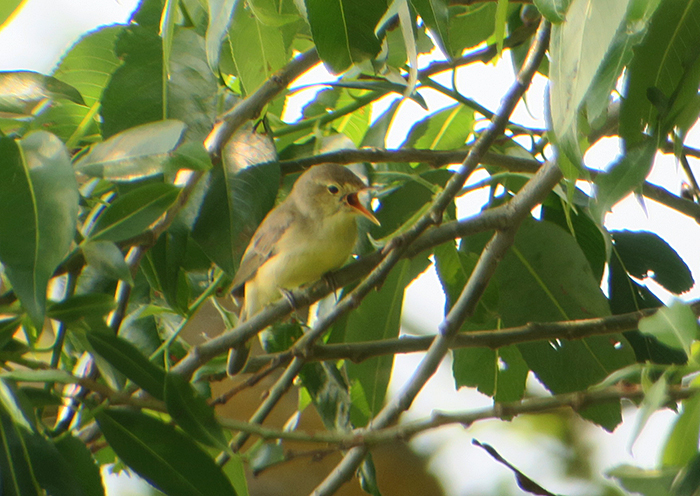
542;197;606;282
0;369;76;384
358;453;382;496
638;301;699;355
74;120;186;180
0;71;84;117
608;464;677;496
101;26;163;138
403;103;473;150
167;29;218;142
47;293;116;324
86;183;180;242
192;161;280;276
305;0;387;73
0;379;33;432
0;412;36;496
249;443;285;474
628;372;669;450
447;4;496;57
671;452;700;496
249;0;300;26
371;169;453;240
592;139;656;222
168;141;213;172
612;230;694;295
95;408;238;496
662;394;700;467
206;0;238;70
143;229;190;314
87;331;166;400
225;1;288;96
164;373;228;450
621;0;700;146
549;0;630;173
339;258;429;425
411;0;450;58
532;0;570;23
0;1;23;26
496;219;634;429
0;132;79;325
81;240;133;284
361;97;401;147
0;316;21;350
38;26;123;143
53;435;105;496
584;0;661;125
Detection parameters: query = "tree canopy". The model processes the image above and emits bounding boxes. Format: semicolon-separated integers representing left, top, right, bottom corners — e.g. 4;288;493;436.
0;0;699;495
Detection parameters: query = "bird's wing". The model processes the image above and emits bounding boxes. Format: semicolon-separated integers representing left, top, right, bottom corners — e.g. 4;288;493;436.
230;205;295;294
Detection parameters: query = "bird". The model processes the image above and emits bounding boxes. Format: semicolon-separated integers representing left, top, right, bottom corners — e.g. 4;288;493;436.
227;163;380;375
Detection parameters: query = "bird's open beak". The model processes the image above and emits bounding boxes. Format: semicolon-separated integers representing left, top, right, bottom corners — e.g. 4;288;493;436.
346;191;381;225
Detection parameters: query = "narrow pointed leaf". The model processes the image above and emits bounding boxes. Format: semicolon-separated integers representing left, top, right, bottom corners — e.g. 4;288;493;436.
95;408;238;496
164;373;228;450
81;240;133;284
47;293;116;324
0;71;84;116
0;132;79;325
86;331;166;400
86;183;180;242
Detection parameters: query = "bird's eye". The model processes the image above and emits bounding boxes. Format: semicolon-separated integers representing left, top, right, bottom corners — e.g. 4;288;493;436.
327;185;340;195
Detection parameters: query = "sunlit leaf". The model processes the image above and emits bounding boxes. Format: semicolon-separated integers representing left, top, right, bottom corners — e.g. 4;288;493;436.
0;71;84;117
638;301;700;355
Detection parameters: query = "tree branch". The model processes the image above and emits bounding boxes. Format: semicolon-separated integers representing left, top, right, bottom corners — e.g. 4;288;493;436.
312;19;553;496
215;384;698;447
226;299;699;372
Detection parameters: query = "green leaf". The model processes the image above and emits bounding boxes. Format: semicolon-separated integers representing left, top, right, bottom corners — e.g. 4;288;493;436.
164;373;228;450
0;1;23;26
74;120;186;180
53;435;106;496
167;141;213;172
192;161;280;276
532;0;570;23
403;103;474;150
638;301;700;355
583;0;661;125
0;132;79;325
304;0;387;74
495;219;635;429
0;71;85;116
86;182;181;242
167;29;218;142
447;4;496;57
612;230;694;295
206;0;238;70
628;372;669;450
0;369;76;384
0;379;33;432
47;293;116;324
101;26;163;138
662;394;700;467
95;408;238;496
607;464;677;496
86;331;166;400
592;139;656;222
549;0;630;172
671;453;700;496
38;26;123;143
225;1;288;96
339;258;429;425
0;412;37;496
621;0;700;146
411;0;450;58
249;0;301;26
81;240;133;284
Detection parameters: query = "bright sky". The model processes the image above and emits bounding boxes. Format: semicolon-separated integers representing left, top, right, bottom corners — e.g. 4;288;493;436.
2;2;699;495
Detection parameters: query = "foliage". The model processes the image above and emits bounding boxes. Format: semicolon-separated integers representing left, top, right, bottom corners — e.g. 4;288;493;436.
0;0;699;495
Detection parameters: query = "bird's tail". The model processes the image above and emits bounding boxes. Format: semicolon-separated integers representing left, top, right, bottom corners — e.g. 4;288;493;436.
227;340;251;376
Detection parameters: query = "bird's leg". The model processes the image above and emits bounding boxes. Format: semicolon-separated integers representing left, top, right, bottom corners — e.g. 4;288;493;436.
322;271;340;303
280;288;310;324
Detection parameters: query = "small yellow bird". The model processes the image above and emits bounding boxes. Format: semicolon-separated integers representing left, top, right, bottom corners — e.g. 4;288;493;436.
227;163;380;375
